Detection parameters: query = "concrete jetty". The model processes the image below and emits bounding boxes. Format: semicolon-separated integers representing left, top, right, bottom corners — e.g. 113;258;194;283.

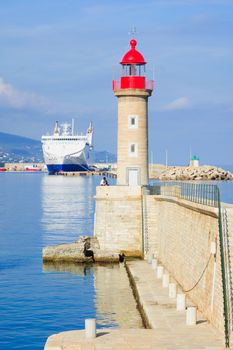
43;183;233;347
44;260;225;349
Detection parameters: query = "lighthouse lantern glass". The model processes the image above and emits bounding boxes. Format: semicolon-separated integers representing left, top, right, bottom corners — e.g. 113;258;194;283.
121;64;145;77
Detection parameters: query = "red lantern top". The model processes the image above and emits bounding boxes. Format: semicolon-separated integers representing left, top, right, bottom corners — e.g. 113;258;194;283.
112;38;154;91
120;39;146;65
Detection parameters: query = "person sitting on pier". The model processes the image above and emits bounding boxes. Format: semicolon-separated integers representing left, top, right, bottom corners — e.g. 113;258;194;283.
100;176;109;186
83;239;95;262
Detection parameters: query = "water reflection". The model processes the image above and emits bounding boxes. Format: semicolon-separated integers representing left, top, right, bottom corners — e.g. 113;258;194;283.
41;175;95;245
43;261;93;276
43;261;144;329
94;264;143;328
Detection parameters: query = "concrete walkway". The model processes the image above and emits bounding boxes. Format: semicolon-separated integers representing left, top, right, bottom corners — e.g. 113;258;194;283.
44;260;227;350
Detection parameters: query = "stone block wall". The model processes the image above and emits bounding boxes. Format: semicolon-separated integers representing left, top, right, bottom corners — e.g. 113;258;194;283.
94;185;143;256
145;195;231;333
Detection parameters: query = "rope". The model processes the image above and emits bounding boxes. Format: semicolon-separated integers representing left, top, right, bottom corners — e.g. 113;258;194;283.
183;254;212;293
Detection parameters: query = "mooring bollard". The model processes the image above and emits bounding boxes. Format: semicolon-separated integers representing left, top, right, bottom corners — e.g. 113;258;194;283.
168;283;176;298
186;307;197;325
157;265;164;279
85;318;96;339
147;254;153;264
176;293;186;311
162;273;169;288
151;258;158;270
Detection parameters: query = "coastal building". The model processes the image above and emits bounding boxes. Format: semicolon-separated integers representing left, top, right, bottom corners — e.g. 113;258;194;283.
112;39;153;185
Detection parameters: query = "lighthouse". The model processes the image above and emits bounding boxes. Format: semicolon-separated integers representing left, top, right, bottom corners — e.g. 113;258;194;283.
112;39;154;186
95;38;154;254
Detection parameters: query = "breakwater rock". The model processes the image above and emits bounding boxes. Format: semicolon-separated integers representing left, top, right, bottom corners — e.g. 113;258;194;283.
43;236;120;263
159;166;233;181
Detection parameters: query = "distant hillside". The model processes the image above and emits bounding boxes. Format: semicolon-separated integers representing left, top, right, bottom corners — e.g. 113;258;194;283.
0;131;43;162
0;131;116;163
0;132;40;147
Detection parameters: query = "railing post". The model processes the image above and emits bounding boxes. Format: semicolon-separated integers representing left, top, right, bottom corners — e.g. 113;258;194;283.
217;187;230;347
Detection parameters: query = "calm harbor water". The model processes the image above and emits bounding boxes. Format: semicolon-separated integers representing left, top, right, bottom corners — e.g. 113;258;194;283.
0;173;142;350
1;172;233;350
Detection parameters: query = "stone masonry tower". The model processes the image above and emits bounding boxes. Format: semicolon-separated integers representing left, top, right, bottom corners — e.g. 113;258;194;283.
112;39;154;186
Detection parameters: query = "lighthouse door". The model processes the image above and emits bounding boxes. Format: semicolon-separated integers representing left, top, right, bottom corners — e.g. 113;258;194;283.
127;168;140;186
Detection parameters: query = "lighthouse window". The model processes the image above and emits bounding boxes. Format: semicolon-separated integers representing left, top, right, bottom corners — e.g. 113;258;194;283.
129;143;138;157
128;115;138;129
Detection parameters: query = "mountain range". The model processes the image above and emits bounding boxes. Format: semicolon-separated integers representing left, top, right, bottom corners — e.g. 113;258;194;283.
0;131;116;163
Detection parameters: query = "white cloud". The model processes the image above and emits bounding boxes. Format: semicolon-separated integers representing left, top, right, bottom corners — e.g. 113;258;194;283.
0;77;55;113
162;97;190;111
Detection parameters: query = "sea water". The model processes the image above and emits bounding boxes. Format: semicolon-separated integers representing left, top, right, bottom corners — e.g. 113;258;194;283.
1;173;233;350
0;173;143;350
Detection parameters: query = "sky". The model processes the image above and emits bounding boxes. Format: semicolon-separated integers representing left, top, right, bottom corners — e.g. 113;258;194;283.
0;0;232;165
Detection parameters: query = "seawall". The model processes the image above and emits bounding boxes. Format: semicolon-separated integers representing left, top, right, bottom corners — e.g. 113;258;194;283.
94;183;233;342
145;194;231;332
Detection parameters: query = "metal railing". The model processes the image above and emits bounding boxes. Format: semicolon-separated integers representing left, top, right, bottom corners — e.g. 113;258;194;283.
142;193;149;257
143;181;231;347
218;203;231;348
147;182;219;207
112;79;154;91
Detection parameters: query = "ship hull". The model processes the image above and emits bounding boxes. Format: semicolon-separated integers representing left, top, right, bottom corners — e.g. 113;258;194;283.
47;163;89;173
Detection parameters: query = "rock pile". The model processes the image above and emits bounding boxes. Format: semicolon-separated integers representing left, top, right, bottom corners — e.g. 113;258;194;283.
159;166;233;181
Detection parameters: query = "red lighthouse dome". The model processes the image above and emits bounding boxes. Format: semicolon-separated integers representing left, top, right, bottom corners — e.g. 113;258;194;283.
112;38;153;91
120;39;146;65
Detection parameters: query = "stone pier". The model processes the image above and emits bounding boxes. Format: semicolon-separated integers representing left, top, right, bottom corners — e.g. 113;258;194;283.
44;260;225;350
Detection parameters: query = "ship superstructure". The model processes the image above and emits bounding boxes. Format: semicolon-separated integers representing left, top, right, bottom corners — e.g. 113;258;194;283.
41;121;93;174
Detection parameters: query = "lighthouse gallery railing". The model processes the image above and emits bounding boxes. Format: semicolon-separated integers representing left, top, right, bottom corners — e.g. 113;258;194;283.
112;79;154;91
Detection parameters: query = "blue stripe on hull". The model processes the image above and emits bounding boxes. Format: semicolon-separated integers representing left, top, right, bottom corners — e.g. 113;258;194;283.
47;164;89;174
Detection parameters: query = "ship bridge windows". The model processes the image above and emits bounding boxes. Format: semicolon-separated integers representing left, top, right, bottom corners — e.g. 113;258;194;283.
43;137;83;142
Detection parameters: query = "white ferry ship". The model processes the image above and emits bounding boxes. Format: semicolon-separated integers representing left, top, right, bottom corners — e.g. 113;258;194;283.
41;121;93;174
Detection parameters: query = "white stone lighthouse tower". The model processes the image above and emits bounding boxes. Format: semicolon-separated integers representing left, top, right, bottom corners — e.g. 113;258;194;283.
112;39;154;186
94;39;154;255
